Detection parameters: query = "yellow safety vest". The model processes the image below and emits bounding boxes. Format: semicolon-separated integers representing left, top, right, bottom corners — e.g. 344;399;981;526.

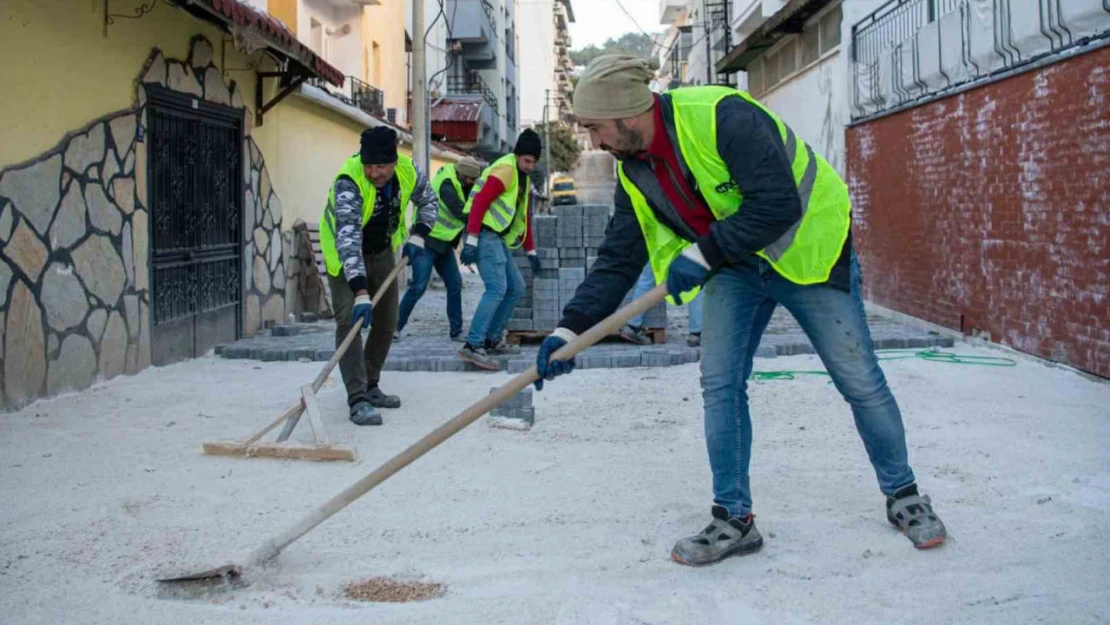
319;154;417;277
429;164;467;243
617;86;851;303
463;153;530;248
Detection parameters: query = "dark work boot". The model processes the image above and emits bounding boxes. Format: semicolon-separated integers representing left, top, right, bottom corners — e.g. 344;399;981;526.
367;385;401;409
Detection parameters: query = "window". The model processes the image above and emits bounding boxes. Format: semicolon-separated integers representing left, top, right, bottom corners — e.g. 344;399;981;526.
747;2;843;97
819;4;842;53
372;42;382;86
747;60;763;96
553;182;574;191
801;23;820;66
387;108;397;124
309;19;323;56
778;39;797;76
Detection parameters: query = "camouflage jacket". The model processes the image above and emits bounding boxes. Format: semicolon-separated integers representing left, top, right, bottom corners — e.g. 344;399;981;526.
333;168;437;289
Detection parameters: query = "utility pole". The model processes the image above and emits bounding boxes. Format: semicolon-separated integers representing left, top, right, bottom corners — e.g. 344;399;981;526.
543;89;552;195
412;0;428;173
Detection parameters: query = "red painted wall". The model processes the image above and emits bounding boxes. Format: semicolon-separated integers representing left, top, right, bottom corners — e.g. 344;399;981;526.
846;46;1109;378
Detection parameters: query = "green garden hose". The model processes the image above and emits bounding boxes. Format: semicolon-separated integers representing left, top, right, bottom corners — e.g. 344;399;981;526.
748;348;1017;381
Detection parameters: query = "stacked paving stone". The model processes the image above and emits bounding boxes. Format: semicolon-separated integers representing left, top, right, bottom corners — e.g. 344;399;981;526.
489;386;534;425
507;205;666;334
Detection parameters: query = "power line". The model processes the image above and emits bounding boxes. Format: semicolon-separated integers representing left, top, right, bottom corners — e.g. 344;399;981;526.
611;0;668;53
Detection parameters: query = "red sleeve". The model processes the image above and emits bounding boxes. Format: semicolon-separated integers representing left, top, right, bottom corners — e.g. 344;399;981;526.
465;177;506;236
523;205;535;252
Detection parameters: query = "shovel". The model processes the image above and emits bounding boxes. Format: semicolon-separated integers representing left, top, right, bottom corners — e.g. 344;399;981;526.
158;283;670;583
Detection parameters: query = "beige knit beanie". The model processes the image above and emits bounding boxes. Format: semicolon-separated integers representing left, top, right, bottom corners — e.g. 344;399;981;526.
573;54;661;120
456;156;482;179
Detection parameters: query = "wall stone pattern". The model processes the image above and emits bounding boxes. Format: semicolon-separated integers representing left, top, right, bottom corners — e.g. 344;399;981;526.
846;46;1109;378
0;36;285;409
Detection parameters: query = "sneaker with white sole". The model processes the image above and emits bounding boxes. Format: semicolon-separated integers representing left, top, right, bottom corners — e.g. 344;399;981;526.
619;324;653;345
458;343;500;371
485;338;521;355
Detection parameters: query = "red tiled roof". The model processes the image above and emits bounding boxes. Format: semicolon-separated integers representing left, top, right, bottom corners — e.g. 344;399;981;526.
197;0;345;86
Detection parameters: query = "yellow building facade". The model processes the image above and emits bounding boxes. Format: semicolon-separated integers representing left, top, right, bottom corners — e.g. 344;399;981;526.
0;0;460;410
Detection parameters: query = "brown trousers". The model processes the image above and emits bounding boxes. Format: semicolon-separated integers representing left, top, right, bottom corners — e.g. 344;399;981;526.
327;247;399;405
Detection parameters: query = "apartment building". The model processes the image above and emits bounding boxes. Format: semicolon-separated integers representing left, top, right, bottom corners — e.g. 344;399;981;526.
518;0;576;127
433;0;522;159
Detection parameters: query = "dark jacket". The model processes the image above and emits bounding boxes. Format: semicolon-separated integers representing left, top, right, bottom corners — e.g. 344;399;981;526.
558;93;852;334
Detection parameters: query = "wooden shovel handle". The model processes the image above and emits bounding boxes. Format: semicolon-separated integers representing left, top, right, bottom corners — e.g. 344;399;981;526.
248;283;670;564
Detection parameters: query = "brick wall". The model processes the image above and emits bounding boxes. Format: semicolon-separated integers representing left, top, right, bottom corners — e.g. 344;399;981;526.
846;45;1109;378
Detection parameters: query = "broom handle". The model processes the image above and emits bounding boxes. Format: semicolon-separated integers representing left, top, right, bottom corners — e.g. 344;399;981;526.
249;283;670;563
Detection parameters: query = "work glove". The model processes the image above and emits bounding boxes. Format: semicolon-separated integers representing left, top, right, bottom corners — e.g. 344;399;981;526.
534;328;577;391
666;245;711;305
351;292;373;330
528;251;542;274
460;234;480;266
402;234;425;261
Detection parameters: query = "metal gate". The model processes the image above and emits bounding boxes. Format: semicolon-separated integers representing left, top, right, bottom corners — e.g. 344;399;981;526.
147;87;243;366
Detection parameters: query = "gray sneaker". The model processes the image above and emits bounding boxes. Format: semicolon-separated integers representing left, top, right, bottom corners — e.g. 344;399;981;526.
687;332;701;348
887;485;947;549
485;338;521;355
619;324;653;345
349;401;382;426
458;344;500;371
671;506;763;566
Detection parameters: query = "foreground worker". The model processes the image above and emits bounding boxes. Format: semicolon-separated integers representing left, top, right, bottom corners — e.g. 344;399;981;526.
533;56;946;565
395;156;484;341
320;126;438;425
457;130;543;370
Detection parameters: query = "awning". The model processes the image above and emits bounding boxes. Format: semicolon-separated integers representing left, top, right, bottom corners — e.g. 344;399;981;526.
174;0;345;87
716;0;833;73
431;98;485;145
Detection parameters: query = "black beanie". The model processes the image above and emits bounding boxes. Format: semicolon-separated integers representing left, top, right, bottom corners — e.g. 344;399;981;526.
360;126;398;165
513;128;542;159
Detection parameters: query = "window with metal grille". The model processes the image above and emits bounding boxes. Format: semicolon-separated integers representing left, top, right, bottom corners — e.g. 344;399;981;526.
387;108;397;124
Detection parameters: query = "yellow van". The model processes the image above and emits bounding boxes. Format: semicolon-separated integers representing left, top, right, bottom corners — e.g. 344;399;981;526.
551;176;578;206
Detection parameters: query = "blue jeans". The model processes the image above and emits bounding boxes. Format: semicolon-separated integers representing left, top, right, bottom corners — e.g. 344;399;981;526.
700;257;915;516
397;245;463;336
628;264;703;333
466;229;525;346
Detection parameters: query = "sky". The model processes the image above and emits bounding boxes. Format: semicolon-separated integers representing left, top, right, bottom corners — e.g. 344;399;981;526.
561;0;665;49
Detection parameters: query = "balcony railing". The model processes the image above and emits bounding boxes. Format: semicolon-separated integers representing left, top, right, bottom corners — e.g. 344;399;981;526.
308;75;386;119
447;73;499;113
850;0;1110;121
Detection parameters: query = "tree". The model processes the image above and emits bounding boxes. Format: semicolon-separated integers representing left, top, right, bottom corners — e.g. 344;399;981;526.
569;32;659;67
528;121;582;191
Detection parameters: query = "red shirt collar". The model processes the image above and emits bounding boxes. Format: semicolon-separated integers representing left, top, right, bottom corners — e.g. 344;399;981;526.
645;94;672;159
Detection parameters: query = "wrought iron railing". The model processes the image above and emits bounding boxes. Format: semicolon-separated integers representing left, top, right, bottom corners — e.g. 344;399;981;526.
308;76;386;119
850;0;1110;121
447;73;500;113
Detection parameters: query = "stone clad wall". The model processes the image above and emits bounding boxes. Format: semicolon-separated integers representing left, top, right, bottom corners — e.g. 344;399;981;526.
0;36;286;410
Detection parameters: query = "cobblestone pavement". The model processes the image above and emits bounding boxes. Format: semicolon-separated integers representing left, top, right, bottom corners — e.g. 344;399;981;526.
216;271;953;371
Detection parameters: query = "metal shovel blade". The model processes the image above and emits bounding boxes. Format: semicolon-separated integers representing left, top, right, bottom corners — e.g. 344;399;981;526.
156;563;242;583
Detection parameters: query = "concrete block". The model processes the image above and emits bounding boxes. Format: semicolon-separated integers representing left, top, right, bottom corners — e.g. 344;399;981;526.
753;345;776;359
641;349;674;367
508;319;534;331
560;258;585;269
559;268;586;281
612;352;642;368
577;352;613;369
507;359;532;374
433;357;467;372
